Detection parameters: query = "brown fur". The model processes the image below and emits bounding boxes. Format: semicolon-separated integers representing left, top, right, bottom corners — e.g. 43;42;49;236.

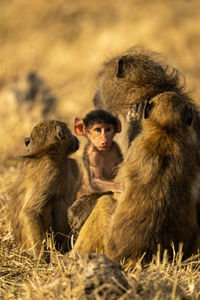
70;194;115;255
93;46;200;155
8;120;80;260
68;193;109;241
71;92;200;266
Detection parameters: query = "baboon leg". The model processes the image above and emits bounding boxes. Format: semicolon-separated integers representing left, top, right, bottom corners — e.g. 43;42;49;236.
70;194;115;257
68;194;100;240
21;210;44;260
52;199;70;252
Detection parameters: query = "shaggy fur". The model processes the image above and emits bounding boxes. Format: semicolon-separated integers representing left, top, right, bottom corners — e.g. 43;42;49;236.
93;46;200;154
8;120;80;259
71;92;200;266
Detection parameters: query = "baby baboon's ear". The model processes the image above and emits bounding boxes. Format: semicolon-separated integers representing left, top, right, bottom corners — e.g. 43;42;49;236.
184;105;193;126
144;100;153;119
74;118;86;136
56;124;64;140
116;57;125;78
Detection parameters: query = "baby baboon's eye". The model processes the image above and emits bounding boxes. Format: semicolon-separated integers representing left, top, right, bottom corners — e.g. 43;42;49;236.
94;128;101;133
105;128;111;132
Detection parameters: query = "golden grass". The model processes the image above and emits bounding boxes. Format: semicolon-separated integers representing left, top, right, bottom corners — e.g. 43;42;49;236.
1;0;200;298
1;227;200;299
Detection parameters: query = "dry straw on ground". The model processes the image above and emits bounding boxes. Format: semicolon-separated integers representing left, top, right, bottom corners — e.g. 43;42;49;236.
1;0;200;299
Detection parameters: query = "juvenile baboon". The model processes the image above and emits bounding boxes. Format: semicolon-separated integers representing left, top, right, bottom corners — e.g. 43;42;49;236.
71;92;200;266
68;109;123;238
8;120;80;260
93;46;200;154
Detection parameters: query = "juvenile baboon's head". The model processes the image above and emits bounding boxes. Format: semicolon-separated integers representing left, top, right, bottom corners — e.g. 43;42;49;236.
143;92;193;129
24;120;79;156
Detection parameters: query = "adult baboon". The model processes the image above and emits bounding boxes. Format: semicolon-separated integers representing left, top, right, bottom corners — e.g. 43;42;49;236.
8;120;80;260
93;46;200;154
11;71;56;118
71;92;200;266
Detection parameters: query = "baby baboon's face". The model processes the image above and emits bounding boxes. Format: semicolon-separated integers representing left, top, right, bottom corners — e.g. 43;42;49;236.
86;123;115;151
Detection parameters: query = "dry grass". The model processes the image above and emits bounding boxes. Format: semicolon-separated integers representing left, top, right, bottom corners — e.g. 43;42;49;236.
1;0;200;298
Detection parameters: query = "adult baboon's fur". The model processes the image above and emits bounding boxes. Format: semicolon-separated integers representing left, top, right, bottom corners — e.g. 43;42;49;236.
10;72;56;118
93;46;200;154
8;120;80;259
71;92;200;266
68;192;112;240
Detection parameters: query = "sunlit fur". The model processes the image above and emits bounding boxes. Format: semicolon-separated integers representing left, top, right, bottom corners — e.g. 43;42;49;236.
8;120;80;260
71;92;200;267
93;46;200;156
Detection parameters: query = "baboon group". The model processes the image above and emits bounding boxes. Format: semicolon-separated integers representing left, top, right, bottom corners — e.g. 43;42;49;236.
8;46;200;266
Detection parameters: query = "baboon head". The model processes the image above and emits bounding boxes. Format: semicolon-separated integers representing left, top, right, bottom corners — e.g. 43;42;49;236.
24;120;79;156
143;92;193;129
95;46;184;115
93;46;190;155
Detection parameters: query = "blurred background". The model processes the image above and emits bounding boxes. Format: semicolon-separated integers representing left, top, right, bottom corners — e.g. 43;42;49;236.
0;0;199;169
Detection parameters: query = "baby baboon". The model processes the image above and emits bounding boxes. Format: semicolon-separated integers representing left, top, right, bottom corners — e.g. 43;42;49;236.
71;92;200;266
93;46;199;154
8;120;80;260
68;109;123;238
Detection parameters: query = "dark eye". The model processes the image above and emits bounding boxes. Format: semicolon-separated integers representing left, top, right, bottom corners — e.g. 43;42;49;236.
24;137;30;147
105;128;111;132
94;128;101;133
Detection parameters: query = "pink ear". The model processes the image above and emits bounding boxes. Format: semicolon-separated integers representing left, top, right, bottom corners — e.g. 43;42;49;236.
74;118;85;136
115;115;122;133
